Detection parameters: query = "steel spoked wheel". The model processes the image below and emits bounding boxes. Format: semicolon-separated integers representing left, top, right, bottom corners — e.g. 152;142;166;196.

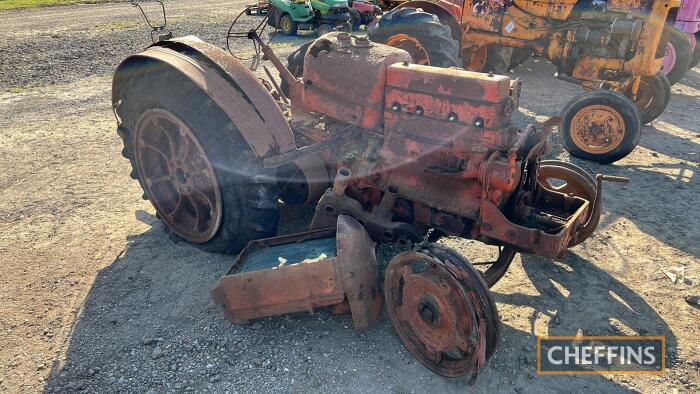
561;90;641;164
113;48;280;254
569;104;626;155
387;34;430;65
384;245;500;379
537;160;599;246
134;109;222;243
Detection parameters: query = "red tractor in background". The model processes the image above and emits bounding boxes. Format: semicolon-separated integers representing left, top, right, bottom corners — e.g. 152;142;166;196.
349;0;384;29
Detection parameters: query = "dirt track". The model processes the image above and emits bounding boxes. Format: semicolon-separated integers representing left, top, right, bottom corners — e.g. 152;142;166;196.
0;1;699;393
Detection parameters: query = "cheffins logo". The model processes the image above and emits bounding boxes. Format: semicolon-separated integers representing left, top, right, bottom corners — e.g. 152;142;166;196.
537;336;665;375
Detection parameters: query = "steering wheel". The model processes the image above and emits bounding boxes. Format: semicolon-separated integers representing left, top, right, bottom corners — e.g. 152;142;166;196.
226;6;279;61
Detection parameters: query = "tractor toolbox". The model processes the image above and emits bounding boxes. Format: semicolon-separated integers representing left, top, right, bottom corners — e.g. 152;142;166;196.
211;215;382;330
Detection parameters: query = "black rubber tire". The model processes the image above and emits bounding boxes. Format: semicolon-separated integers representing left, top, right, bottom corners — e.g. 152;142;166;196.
279;40;313;97
560;91;642;164
482;45;513;74
691;32;700;69
317;23;334;36
114;57;279;254
350;8;362;30
508;47;533;71
627;72;671;124
662;27;692;85
367;7;460;67
280;14;299;35
267;6;280;28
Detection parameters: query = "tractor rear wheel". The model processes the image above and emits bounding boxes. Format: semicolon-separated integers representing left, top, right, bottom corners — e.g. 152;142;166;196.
625;72;671;124
560;90;641;164
368;7;460;67
691;32;700;68
115;58;280;253
317;24;334;36
661;27;692;86
280;40;313;97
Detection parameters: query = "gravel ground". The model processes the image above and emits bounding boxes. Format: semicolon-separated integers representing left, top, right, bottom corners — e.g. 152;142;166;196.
0;1;699;393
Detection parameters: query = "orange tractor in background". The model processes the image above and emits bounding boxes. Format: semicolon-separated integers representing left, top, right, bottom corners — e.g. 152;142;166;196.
368;0;680;163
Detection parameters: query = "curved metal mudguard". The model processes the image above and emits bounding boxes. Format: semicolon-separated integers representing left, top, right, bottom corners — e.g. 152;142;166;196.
112;36;296;157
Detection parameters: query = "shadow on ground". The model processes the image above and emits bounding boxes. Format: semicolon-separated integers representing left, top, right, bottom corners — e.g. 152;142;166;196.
44;207;677;392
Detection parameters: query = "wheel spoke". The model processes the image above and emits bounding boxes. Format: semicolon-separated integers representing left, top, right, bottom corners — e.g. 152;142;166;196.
135;109;223;243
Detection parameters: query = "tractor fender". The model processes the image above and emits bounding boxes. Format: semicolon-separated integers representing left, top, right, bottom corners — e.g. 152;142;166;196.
112;36;296;158
394;1;463;42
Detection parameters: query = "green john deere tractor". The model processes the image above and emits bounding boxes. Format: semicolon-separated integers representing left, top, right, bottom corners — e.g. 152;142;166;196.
267;0;351;36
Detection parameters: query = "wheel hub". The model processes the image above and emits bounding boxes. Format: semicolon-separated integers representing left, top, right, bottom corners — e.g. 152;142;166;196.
134;109;223;243
570;104;625;154
385;250;498;378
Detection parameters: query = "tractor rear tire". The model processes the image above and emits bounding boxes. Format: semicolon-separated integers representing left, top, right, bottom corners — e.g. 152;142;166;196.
280;14;299;36
115;57;279;254
267;6;280;28
280;40;313;97
508;47;533;71
661;27;692;85
368;7;460;67
691;32;700;68
560;90;641;164
625;72;671;124
317;24;334;36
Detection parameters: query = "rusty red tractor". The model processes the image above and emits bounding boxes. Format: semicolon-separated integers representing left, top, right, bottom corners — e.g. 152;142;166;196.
112;26;624;378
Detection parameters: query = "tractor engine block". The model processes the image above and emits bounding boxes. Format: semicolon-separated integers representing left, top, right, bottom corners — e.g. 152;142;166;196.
296;33;580;254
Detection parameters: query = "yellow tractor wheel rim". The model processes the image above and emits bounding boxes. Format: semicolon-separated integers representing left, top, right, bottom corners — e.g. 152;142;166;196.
386;34;430;65
570;104;626;155
281;18;292;32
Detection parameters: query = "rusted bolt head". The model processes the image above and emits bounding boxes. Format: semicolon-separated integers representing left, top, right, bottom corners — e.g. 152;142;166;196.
414;106;424;116
482;223;492;231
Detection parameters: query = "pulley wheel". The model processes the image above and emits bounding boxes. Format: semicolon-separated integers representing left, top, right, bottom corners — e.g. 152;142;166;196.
537;160;599;246
384;244;500;380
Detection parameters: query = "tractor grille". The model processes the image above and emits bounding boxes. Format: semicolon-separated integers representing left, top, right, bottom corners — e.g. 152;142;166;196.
656;26;674;58
666;7;678;23
330;7;349;14
655;8;678;58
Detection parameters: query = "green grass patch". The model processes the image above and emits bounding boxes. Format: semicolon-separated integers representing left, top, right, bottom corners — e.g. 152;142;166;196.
0;0;107;12
98;20;139;31
5;87;26;93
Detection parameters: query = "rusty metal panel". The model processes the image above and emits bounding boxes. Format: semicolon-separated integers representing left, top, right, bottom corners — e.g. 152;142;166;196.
155;37;297;155
301;32;412;130
385;63;512;104
211;215;381;330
